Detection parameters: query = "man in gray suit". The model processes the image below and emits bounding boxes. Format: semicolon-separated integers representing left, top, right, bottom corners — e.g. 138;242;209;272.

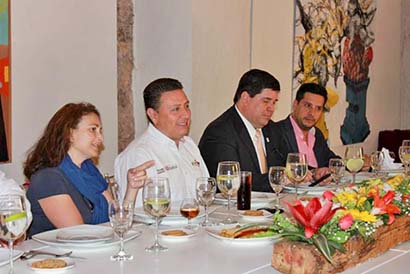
199;69;281;192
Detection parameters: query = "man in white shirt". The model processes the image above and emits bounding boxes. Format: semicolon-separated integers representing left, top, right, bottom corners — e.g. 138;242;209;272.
115;78;209;206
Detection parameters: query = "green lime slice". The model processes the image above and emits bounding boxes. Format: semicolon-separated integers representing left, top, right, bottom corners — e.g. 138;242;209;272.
346;158;364;172
4;212;27;223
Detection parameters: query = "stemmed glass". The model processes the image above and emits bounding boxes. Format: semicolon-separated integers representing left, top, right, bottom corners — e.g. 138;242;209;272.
143;177;171;252
216;161;240;224
402;140;410;146
108;199;134;261
329;158;345;185
195;177;217;227
286;153;308;197
370;151;384;177
180;198;200;230
268;166;286;208
0;195;28;274
344;146;364;184
399;146;410;176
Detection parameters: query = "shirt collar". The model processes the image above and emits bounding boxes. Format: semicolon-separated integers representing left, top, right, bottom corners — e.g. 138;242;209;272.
147;123;185;148
235;106;258;140
289;115;316;140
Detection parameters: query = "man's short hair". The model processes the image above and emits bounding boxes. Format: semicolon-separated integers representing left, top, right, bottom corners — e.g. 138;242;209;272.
143;78;183;111
295;83;328;106
233;69;280;103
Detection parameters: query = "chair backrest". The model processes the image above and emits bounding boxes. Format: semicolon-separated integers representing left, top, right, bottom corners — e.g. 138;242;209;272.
377;129;410;162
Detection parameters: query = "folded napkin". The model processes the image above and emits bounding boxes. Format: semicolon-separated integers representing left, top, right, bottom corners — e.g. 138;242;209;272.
381;147;398;169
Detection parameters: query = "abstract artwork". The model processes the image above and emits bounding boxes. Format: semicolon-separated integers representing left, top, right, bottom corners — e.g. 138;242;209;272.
0;0;10;162
293;0;376;144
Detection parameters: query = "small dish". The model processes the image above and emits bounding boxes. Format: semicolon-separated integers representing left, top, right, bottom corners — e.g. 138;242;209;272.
28;258;75;272
158;228;198;241
238;210;273;222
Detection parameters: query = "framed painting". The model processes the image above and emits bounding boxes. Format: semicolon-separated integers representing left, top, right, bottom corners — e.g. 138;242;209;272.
0;0;10;162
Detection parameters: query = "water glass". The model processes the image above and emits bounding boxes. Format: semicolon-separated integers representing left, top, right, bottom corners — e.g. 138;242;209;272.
344;146;364;184
286;153;307;197
399;146;410;176
216;161;240;224
268;166;286;208
195;177;216;226
329;158;345;185
108;199;134;261
370;151;384;176
143;177;171;252
0;195;28;274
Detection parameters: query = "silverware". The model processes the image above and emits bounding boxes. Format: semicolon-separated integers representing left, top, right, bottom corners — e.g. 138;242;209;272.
20;250;86;260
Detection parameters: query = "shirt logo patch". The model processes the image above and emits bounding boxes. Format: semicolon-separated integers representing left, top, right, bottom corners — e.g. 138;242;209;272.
192;160;200;167
156;164;178;174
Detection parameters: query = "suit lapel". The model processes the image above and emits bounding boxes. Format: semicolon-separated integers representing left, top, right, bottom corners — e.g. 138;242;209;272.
231;108;261;172
284;116;299;153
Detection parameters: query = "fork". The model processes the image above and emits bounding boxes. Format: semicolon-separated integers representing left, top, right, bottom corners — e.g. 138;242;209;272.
20;250;75;260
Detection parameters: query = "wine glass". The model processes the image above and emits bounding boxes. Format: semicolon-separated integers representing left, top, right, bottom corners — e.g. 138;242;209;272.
399;146;410;176
286;153;308;197
0;195;28;274
268;166;286;208
216;161;240;224
370;151;384;177
344;146;364;184
329;158;345;185
143;177;171;252
195;177;217;227
108;199;134;261
180;198;200;230
402;140;410;146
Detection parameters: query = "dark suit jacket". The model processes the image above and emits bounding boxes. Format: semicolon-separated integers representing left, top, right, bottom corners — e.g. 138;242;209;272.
199;106;276;192
270;116;339;168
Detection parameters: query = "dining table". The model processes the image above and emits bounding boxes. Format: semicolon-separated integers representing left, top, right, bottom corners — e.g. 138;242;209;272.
2;174;410;274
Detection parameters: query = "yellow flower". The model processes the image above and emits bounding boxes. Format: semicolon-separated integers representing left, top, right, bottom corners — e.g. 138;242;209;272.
342;209;377;223
335;191;357;205
387;175;404;189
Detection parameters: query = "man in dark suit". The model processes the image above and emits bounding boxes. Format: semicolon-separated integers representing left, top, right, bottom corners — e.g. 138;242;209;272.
271;83;339;182
199;69;281;192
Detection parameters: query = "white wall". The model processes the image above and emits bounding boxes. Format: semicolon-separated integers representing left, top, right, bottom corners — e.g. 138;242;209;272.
1;0;117;182
133;0;192;138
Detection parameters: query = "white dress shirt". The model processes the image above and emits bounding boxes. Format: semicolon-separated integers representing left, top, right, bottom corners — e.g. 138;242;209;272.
114;123;209;207
235;106;267;172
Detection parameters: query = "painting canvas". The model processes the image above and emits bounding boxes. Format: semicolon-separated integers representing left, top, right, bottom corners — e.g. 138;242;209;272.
0;0;10;162
292;0;377;145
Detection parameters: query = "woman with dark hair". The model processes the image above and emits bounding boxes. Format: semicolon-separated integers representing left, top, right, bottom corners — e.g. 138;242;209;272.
25;102;153;237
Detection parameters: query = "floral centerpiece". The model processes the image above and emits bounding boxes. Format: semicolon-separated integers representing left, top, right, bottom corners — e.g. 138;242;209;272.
271;174;410;273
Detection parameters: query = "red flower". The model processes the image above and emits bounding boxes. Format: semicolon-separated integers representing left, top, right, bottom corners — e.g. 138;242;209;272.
286;198;341;238
339;214;353;230
369;187;401;225
323;191;335;201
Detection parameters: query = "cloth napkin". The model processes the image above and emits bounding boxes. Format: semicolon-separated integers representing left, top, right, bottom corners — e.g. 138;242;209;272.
381;147;398;169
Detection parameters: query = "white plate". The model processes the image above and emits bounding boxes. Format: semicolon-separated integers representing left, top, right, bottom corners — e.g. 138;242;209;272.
238;210;273;222
0;248;23;267
32;224;141;249
28;258;75;272
56;224;113;244
158;228;198;241
134;207;205;226
206;224;279;244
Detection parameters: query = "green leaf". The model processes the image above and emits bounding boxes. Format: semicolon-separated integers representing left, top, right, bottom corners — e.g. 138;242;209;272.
312;234;334;264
